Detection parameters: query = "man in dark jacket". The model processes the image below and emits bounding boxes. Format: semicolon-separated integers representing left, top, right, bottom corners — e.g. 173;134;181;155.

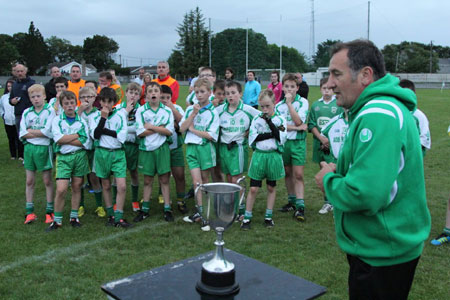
45;66;62;101
9;64;35;160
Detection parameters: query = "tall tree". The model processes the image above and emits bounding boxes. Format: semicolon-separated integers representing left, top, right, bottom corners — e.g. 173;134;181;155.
168;7;210;77
83;35;119;70
382;41;439;73
0;34;20;75
46;36;73;62
313;39;341;69
13;22;50;74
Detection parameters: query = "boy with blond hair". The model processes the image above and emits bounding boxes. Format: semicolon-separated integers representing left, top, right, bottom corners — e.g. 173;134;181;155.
19;84;55;224
46;91;91;231
134;82;175;222
181;78;220;231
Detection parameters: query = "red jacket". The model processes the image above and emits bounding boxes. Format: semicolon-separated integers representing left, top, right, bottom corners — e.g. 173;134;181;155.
152;75;179;103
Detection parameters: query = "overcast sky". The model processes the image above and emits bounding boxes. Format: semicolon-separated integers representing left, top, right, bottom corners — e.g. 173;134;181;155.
2;0;449;68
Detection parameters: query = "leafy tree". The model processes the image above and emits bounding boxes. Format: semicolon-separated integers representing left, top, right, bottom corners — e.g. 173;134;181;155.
46;36;73;62
313;39;341;69
0;34;20;75
83;35;119;70
382;41;439;73
168;7;210;77
68;45;84;63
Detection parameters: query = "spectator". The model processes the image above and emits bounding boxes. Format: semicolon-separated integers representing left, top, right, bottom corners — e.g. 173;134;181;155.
1;80;21;159
225;67;235;81
45;66;62;101
152;61;179;104
134;68;145;85
67;64;86;105
243;71;261;109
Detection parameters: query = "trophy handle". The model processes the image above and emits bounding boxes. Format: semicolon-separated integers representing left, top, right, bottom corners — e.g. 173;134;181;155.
236;176;246;206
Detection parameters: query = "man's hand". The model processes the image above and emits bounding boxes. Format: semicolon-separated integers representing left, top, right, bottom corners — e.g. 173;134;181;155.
315;161;336;193
10;97;20;105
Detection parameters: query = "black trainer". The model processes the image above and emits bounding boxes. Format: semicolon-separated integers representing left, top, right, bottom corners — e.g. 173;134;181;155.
133;210;150;223
279;202;295;212
46;221;61;232
183;188;195;200
70;218;82;227
177;201;189;214
115;219;134;228
263;218;274;228
105;216;115;226
240;219;251;230
183;212;201;223
164;210;174;222
294;207;305;222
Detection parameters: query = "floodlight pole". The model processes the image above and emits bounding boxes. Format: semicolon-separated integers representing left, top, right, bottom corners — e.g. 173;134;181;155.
367;1;370;40
209;18;212;67
280;15;282;76
246;18;249;77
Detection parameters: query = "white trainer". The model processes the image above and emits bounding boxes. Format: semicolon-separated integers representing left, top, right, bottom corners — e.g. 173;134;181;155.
319;203;333;214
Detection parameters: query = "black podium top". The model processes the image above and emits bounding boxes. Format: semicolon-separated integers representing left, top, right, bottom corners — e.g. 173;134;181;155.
101;249;326;300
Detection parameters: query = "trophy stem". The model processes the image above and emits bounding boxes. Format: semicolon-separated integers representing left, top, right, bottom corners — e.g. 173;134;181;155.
213;227;225;262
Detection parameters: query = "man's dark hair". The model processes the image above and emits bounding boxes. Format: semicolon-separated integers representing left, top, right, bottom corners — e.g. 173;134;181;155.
161;84;172;95
54;77;68;87
85;80;98;89
331;39;386;81
98;87;117;103
399;79;415;92
225;80;241;93
99;71;113;81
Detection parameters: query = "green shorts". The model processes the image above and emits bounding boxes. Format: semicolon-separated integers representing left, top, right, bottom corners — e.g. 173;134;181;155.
186;143;216;171
138;143;171;176
248;150;285;181
24;144;53;172
86;150;95;171
282;139;306;166
56;150;90;179
170;146;185;168
219;143;248;176
312;138;325;163
94;147;127;178
124;142;139;171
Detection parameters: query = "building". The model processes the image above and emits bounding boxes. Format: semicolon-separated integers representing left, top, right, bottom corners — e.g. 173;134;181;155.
47;61;97;76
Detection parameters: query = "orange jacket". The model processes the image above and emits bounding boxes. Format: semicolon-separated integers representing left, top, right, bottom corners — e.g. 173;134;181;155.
97;84;125;107
67;79;86;106
152;75;179;103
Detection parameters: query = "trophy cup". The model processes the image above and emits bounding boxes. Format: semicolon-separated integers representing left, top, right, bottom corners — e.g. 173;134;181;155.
195;177;246;296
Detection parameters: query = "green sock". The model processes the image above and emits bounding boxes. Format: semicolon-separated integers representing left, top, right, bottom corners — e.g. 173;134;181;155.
80;188;85;207
26;202;34;215
444;227;450;236
106;206;114;217
131;185;139;203
164;204;171;212
238;204;245;215
295;199;305;209
54;212;63;225
288;194;296;204
70;209;78;219
114;209;123;221
94;190;103;207
244;210;253;220
142;201;150;213
264;209;273;219
197;205;203;214
112;185;117;204
46;202;54;214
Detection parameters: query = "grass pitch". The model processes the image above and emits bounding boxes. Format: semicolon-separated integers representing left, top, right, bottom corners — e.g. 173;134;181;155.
0;86;449;299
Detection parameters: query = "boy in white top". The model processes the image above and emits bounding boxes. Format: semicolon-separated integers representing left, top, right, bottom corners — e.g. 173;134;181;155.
275;73;309;222
19;84;55;225
241;89;287;230
46;91;91;231
134;82;175;223
90;88;131;228
77;87;105;218
48;77;68;116
181;78;220;231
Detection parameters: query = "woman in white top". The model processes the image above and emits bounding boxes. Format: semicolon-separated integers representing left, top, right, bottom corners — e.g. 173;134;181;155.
0;80;21;159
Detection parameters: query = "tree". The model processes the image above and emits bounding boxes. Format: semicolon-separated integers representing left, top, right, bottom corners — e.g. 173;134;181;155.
0;34;20;75
168;7;210;77
46;36;73;62
313;39;341;69
83;35;119;70
382;41;439;73
12;22;51;74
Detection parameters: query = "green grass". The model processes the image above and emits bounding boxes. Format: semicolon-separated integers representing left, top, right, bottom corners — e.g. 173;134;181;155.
0;86;449;299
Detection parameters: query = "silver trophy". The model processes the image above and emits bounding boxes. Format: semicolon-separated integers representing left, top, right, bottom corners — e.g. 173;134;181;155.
195;177;246;296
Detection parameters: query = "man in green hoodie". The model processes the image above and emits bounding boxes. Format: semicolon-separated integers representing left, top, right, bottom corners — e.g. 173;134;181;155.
315;39;431;300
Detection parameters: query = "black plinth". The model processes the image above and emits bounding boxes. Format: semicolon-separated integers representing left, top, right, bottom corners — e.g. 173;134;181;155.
196;268;239;296
101;249;327;300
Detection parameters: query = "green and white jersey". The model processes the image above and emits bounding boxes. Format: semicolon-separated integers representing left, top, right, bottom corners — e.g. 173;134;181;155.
80;108;99;150
89;108;128;149
19;104;55;146
186;90;214;106
275;94;309;140
181;103;219;145
308;96;343;134
320;112;348;160
120;103;141;144
216;101;259;144
52;112;91;154
169;104;185;150
412;108;431;149
135;102;174;151
48;97;62;116
249;112;287;152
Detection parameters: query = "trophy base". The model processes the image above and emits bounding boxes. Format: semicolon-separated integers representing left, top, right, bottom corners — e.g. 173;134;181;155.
196;268;240;296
